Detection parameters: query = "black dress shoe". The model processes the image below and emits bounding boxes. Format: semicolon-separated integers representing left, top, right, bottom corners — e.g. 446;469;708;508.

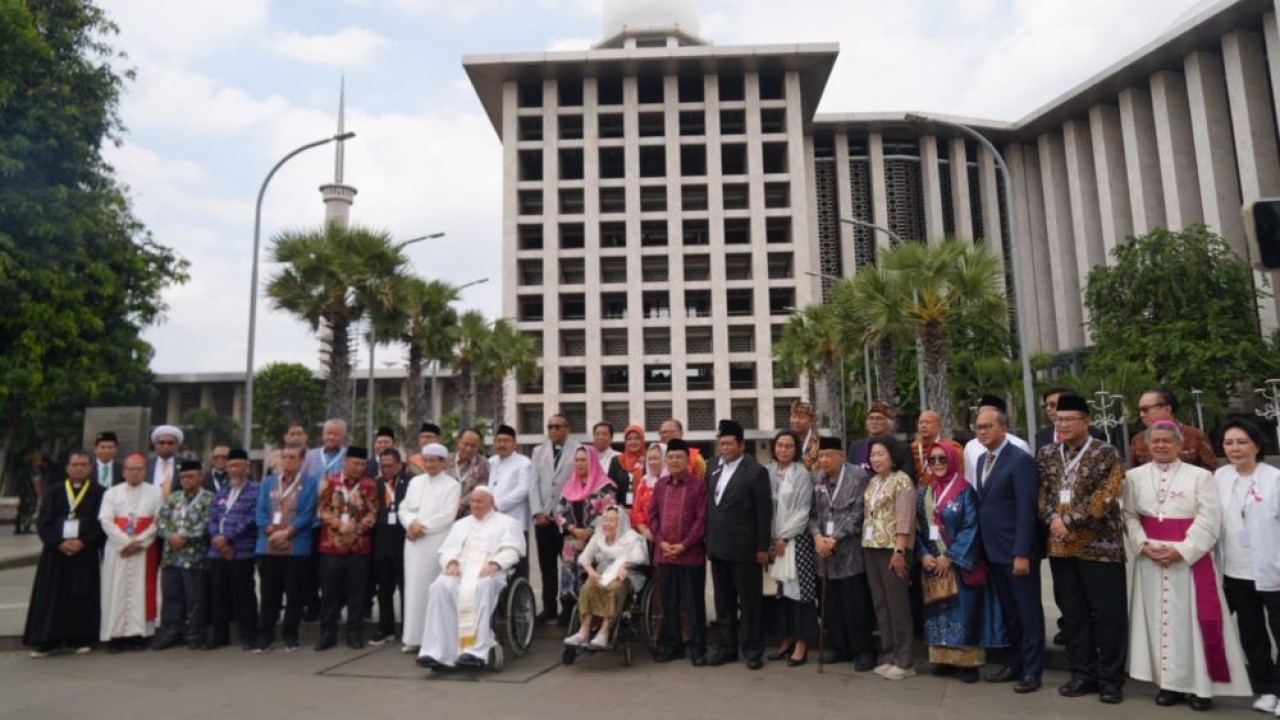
767;646;793;661
455;654;485;669
346;635;364;650
958;668;980;684
1154;689;1185;707
1052;629;1066;646
1099;686;1124;704
416;654;441;669
708;652;739;667
653;648;686;663
786;652;808;668
747;657;764;670
931;663;959;676
820;650;852;665
853;653;877;672
690;654;708;667
313;635;337;651
106;642;125;655
984;666;1018;683
1060;679;1100;697
152;636;180;651
1014;676;1042;694
1187;696;1212;712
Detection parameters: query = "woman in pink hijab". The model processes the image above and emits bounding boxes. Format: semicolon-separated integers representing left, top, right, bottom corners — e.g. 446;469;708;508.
554;446;618;613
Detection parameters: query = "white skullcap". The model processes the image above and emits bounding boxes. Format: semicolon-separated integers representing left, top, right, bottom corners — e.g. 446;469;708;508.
422;443;449;459
151;425;184;444
471;485;494;498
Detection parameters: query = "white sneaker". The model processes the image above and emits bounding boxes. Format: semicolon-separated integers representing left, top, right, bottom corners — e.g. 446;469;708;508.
563;633;588;647
28;649;50;659
882;665;917;680
400;644;418;654
74;646;92;655
1255;694;1279;713
873;663;893;677
589;631;611;649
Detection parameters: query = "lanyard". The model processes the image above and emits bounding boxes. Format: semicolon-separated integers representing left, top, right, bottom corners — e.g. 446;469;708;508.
220;484;243;534
65;480;90;518
277;476;299;503
322;451;341;475
1058;437;1093;485
935;473;961;508
180;490;201;518
1232;472;1258;520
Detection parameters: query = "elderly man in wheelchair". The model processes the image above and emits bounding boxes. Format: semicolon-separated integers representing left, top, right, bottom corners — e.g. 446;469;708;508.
563;505;649;652
416;486;527;671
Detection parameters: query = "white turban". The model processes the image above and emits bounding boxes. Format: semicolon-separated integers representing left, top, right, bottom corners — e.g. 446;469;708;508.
151;425;184;445
422;443;449;459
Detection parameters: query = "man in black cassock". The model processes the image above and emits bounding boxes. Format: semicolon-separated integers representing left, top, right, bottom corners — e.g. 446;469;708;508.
23;450;107;657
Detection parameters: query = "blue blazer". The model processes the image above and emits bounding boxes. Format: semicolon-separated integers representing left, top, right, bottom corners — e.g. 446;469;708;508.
254;473;319;556
975;444;1044;564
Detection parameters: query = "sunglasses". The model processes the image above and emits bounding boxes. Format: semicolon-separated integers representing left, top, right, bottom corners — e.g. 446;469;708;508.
927;456;949;465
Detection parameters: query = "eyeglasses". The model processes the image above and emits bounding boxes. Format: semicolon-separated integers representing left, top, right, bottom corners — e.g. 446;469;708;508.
927;456;949;465
1137;403;1168;414
546;423;566;430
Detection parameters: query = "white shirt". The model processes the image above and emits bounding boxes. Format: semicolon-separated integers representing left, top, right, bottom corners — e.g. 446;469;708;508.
487;452;532;528
714;456;744;505
596;447;619;474
1215;462;1280;591
964;434;1028;483
151;456;175;488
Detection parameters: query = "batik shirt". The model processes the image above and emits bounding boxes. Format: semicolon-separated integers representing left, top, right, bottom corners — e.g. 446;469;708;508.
157;488;214;569
1037;439;1126;563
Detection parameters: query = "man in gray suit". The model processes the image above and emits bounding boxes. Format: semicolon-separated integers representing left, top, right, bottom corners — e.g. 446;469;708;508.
304;419;348;480
528;413;579;624
810;437;877;670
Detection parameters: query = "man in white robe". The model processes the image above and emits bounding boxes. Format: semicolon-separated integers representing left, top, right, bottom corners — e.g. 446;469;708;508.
1124;421;1251;710
417;485;526;670
488;424;531;578
99;454;163;651
398;443;460;653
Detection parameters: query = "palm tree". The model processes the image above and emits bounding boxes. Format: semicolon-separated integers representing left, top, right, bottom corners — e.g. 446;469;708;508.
452;310;491;428
773;303;850;440
265;224;409;424
835;268;911;407
388;278;460;431
882;239;1007;431
182;408;240;456
477;319;538;425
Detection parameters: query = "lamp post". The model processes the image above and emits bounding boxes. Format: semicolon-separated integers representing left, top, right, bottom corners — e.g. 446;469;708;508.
1089;387;1124;445
838;217;927;412
243;131;356;451
903;114;1037;442
1190;388;1205;430
364;233;447;448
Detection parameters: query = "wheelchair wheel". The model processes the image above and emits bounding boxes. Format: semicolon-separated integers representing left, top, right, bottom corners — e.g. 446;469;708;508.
640;580;662;654
562;645;577;665
489;645;505;671
499;576;537;658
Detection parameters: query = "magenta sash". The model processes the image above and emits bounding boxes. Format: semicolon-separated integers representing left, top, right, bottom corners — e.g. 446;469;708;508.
1139;515;1230;683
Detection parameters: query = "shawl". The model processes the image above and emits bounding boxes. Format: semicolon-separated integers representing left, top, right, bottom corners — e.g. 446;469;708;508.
561;446;616;504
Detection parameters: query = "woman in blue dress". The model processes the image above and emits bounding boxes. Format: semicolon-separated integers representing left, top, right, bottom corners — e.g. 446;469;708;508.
916;442;1005;682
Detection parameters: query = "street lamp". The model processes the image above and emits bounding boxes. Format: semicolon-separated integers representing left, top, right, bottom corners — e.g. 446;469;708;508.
837;217;927;412
243;131;356;451
903;113;1037;442
364;232;447;448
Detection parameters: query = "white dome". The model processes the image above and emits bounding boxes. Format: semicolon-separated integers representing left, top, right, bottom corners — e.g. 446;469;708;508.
601;0;701;38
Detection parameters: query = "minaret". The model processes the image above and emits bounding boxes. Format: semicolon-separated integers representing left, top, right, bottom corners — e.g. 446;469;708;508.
319;77;357;228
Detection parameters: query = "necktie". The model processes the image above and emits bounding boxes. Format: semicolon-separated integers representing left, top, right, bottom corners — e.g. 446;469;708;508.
552;445;562;469
99;464;109;488
979;453;994;489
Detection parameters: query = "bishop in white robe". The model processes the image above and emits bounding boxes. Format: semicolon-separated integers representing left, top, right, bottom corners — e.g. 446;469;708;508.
99;454;163;649
1124;421;1251;707
398;444;461;652
417;486;526;669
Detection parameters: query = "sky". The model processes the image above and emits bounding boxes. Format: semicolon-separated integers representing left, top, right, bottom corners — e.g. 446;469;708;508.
99;0;1211;374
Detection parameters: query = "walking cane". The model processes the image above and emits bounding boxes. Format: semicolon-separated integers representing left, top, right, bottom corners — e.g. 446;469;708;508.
818;550;828;674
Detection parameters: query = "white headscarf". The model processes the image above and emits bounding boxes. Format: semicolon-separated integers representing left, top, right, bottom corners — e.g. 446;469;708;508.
151;425;184;445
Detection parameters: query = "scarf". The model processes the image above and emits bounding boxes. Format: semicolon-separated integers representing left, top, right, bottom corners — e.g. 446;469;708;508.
617;424;648;488
561;445;616;504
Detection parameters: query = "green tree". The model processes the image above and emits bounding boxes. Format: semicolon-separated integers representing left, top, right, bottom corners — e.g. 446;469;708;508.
773;303;850;440
452;310;491;429
1084;224;1278;404
181;408;240;456
386;278;459;430
252;362;325;444
0;0;186;478
265;224;409;425
477;319;539;425
836;267;910;407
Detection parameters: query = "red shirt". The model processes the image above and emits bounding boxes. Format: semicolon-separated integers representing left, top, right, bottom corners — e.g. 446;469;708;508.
317;474;377;555
649;473;707;566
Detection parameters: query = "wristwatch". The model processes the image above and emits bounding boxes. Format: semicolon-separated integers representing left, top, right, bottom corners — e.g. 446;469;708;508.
893;548;905;555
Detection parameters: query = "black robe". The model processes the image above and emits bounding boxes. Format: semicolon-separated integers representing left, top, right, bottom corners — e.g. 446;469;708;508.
23;479;106;648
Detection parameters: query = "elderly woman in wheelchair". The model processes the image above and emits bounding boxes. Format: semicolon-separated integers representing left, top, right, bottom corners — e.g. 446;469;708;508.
563;505;648;649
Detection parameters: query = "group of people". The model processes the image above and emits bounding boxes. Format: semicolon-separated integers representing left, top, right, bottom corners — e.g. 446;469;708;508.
18;388;1280;713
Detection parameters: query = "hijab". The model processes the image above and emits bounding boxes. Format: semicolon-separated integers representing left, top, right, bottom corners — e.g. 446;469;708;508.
617;424;648;487
561;445;616;503
927;441;970;506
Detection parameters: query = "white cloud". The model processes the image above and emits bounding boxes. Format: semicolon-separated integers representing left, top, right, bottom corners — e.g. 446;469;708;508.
123;62;292;135
269;26;390;67
99;0;269;60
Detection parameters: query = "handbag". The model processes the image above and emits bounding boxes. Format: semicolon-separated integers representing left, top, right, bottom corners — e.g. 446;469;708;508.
960;557;989;588
922;568;959;605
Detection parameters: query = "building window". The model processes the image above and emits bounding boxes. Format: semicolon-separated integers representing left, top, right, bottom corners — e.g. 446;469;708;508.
518;116;542;141
718;72;744;102
518;150;542;181
638;112;664;137
761;107;787;134
599;113;624;139
768;288;795;315
559;258;585;285
601;366;629;393
641;256;668;282
683;219;709;246
767;252;794;279
726;289;753;316
721;144;748;175
729;362;756;390
686;363;714;391
598;73;623;105
558;77;583;107
602;402;630;429
561;367;587;394
560;329;586;357
560;223;585;249
517;79;542;108
678;73;704;102
558;114;583;141
559;149;584;181
688;400;715;431
764;182;789;208
680;145;706;176
684;256;711;283
518;259;543;286
723;183;749;210
517;224;543;250
762;142;788;174
685;289;712;317
640;185;667;212
644;365;673;392
518;189;542;216
766;217;791;244
518;295;544;322
600;256;628;284
637;72;664;104
600;186;626;214
730;399;757;428
559;187;584;215
640;220;668;247
519;405;544;433
600;221;626;248
758;69;785;100
645;402;672;431
602;292;628;320
563;403;587;433
642;290;670;319
639;146;666;178
679;110;705;136
682;184;708;211
724;218;750;245
643;328;671;355
720;109;746;135
560;294;586;321
686;326;713;354
725;253;752;281
728;326;754;352
602;328;628;356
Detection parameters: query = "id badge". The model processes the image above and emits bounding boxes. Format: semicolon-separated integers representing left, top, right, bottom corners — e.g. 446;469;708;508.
1239;529;1252;549
62;519;80;539
863;525;874;541
625;490;634;506
387;511;398;525
1059;489;1072;505
272;511;283;525
928;526;941;542
340;512;351;525
825;521;834;536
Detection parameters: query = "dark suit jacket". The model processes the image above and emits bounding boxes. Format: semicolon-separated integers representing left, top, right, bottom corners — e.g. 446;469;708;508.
976;443;1044;564
94;460;123;487
846;435;917;482
705;453;772;563
202;468;231;494
605;456;632;506
1034;424;1106;451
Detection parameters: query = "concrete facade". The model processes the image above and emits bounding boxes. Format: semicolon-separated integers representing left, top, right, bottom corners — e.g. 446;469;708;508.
465;0;1280;441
